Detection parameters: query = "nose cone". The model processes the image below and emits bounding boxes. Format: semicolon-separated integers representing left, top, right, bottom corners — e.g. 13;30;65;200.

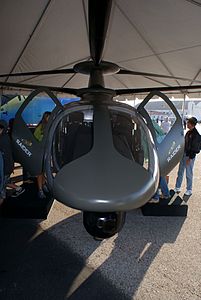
48;102;159;211
53;150;158;212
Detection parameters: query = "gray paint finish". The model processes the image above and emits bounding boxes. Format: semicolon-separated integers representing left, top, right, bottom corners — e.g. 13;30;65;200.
52;103;159;211
137;91;184;176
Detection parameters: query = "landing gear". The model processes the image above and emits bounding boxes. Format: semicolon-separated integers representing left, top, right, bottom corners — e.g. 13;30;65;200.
83;211;126;239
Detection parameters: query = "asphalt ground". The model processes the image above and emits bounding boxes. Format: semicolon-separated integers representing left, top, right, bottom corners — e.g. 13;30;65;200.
0;154;201;299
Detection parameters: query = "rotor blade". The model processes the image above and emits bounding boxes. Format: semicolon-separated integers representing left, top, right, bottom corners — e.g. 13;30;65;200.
115;84;201;95
118;69;201;83
0;81;78;95
0;68;75;78
89;0;112;65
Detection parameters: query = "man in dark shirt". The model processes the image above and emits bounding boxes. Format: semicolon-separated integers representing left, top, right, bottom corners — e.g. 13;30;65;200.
0;120;14;175
0;119;25;199
174;117;200;196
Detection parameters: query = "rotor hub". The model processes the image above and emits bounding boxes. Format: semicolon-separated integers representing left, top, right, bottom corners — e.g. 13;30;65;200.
74;61;120;75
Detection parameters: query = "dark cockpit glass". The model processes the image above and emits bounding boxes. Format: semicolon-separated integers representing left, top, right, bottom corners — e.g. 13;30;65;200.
51;108;94;172
47;105;156;180
109;109;151;172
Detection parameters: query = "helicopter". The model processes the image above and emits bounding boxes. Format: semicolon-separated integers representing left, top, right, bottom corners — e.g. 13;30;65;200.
0;0;200;239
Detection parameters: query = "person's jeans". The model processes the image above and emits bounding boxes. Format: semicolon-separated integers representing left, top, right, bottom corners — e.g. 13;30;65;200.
159;176;170;198
175;154;195;191
153;176;170;200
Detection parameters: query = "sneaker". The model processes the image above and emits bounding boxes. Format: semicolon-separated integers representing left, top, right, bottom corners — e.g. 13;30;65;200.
174;187;181;193
184;190;192;196
163;196;170;200
149;198;159;204
38;189;46;199
11;187;25;197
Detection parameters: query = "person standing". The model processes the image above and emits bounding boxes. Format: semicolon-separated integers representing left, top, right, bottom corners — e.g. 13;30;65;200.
0;120;25;199
174;117;201;196
161;117;171;134
34;111;51;198
0;150;4;206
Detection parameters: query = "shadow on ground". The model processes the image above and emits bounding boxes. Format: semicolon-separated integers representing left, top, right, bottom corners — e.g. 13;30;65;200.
0;208;186;300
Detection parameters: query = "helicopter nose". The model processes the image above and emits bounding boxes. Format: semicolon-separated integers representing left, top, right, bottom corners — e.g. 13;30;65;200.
46;103;159;211
52;150;158;212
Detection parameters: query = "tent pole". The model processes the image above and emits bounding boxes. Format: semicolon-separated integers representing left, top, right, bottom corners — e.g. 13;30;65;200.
0;88;2;107
181;93;186;121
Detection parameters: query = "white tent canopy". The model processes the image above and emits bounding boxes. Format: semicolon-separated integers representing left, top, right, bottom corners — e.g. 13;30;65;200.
1;0;201;98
